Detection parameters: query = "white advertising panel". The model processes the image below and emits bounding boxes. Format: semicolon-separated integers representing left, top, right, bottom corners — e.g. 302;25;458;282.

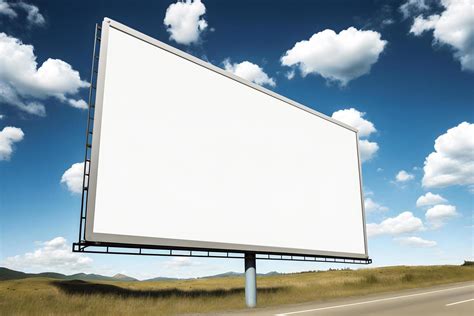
85;18;368;259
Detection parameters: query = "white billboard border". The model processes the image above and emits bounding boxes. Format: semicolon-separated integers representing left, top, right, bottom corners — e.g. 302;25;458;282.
82;18;369;260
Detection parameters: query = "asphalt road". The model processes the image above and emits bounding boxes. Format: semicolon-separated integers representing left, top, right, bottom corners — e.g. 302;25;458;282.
226;281;474;316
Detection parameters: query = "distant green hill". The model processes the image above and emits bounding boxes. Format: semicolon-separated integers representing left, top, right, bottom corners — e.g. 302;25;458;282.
201;271;281;279
112;273;139;282
143;276;179;282
37;272;68;279
0;267;136;282
0;267;34;280
0;267;279;282
0;268;72;281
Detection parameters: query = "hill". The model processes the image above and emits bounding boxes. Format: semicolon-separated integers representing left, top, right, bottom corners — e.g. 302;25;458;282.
143;276;179;282
201;271;281;279
0;267;136;282
113;273;138;281
0;267;279;282
0;267;32;280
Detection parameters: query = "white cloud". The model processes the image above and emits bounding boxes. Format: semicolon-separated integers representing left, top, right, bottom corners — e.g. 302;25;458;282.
332;108;376;138
396;236;437;247
400;0;431;18
223;59;276;87
67;98;88;109
382;18;395;26
285;69;295;80
425;204;458;228
0;32;88;116
422;122;474;189
281;27;387;85
163;0;208;45
360;138;379;162
61;162;86;194
332;108;379;162
0;81;46;116
0;1;45;26
2;237;93;274
367;211;425;237
416;192;448;207
411;14;439;34
164;257;198;269
0;0;16;18
409;0;474;71
365;197;389;212
0;126;24;160
395;170;415;182
15;2;45;26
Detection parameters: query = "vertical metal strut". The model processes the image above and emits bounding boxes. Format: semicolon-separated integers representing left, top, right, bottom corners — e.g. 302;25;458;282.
78;24;101;243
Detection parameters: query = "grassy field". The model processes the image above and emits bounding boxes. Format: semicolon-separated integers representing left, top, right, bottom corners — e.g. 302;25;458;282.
0;265;473;315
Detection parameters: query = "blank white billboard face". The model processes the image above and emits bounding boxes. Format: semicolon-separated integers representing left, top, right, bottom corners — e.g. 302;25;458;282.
86;19;368;259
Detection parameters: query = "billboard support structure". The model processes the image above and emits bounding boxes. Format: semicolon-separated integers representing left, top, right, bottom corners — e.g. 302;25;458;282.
245;253;257;308
77;22;100;245
73;19;371;308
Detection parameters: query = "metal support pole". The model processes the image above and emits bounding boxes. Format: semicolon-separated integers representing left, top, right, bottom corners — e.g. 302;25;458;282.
245;252;257;308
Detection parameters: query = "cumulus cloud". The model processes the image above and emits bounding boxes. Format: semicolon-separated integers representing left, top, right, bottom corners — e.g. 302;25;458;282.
358;140;379;162
400;0;431;18
411;14;439;34
332;108;379;162
163;0;208;45
0;81;46;116
0;0;16;18
67;98;88;109
416;192;448;207
223;59;276;87
2;237;92;274
396;236;437;247
61;162;86;194
0;1;45;26
425;204;458;228
395;170;415;182
332;108;376;138
285;69;295;80
0;126;24;160
15;1;45;26
367;211;424;237
364;197;389;212
409;0;474;71
281;27;387;85
422;122;474;189
0;32;89;116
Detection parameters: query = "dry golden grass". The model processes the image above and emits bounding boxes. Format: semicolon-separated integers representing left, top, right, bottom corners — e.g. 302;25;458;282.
0;265;473;315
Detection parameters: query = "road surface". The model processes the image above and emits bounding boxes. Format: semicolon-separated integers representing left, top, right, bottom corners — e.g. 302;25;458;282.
225;281;474;316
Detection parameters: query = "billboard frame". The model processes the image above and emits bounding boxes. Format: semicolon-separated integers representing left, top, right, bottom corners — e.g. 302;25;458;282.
73;18;371;264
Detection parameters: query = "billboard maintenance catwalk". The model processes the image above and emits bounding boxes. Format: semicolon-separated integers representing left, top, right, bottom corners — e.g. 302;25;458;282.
74;18;371;308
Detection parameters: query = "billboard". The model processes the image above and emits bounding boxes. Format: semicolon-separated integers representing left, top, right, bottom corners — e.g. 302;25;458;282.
85;18;368;259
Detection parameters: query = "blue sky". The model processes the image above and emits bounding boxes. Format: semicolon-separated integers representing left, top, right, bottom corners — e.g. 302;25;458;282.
0;0;473;279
